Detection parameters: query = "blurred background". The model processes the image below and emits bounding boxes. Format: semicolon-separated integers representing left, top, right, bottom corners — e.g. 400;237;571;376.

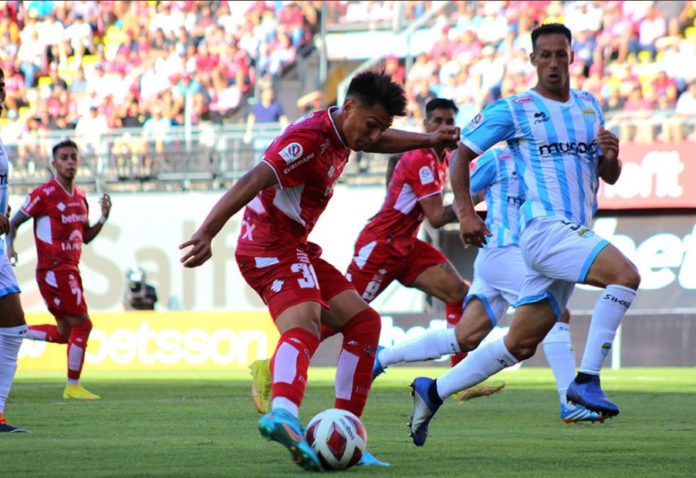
3;1;694;370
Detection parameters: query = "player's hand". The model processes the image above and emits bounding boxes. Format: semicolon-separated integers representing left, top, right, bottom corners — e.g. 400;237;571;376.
7;246;17;266
429;126;460;150
99;193;112;218
459;212;491;248
597;126;619;162
179;230;213;268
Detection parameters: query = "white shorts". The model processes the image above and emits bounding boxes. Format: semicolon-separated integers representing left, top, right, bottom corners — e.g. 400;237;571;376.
0;250;21;299
518;217;609;317
464;245;526;326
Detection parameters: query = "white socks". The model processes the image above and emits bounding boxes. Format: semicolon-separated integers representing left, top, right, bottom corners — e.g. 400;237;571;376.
542;322;575;404
378;328;460;368
436;337;517;400
0;325;28;414
580;284;636;375
271;397;299;417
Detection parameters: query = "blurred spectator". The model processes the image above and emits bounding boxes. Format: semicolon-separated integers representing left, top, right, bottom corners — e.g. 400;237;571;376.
244;86;288;158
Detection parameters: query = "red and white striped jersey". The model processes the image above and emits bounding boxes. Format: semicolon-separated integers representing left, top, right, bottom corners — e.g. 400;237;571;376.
355;148;448;255
236;108;350;256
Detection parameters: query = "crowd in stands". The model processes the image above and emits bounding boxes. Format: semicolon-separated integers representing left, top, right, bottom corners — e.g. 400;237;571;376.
0;0;321;151
397;0;696;143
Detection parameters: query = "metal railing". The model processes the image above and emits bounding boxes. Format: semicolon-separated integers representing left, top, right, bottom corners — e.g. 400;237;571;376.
5;112;694;194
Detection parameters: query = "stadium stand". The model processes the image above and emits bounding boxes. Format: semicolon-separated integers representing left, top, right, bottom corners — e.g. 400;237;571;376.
0;1;694;193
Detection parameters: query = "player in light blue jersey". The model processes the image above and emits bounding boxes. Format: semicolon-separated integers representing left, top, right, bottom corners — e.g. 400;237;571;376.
375;146;602;427
0;68;29;432
408;24;640;445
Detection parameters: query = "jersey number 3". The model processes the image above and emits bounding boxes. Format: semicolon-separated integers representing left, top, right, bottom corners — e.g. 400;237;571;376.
291;263;319;289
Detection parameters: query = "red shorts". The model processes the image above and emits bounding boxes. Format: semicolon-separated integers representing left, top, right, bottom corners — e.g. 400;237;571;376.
37;269;88;319
236;245;355;319
346;238;447;303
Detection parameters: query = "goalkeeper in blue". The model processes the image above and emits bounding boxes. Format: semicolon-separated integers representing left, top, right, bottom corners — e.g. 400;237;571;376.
374;145;603;424
409;23;640;446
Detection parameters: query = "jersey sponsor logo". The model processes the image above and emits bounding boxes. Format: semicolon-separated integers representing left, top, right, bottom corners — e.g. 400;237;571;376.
61;213;88;224
57;202;66;212
582;108;596;117
506;196;524;206
282;152;314;174
578;91;595;102
271;279;284;293
42;185;56;195
514;96;534;104
419;166;435;185
278;142;304;163
465;113;484;131
538;141;598;157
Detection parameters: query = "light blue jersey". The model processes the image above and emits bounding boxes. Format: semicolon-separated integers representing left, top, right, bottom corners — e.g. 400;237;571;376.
0;139;8;253
470;146;524;248
461;89;604;229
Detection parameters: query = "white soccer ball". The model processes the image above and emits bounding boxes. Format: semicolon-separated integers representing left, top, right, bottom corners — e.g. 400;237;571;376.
305;408;368;470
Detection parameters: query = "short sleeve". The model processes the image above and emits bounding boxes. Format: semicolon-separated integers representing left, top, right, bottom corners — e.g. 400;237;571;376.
402;151;442;200
20;187;46;217
261;131;319;189
470;150;498;195
460;99;517;155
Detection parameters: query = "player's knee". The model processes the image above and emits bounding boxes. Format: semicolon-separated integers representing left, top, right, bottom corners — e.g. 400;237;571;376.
614;261;641;290
505;337;538;361
342;307;380;345
455;328;486;353
72;317;93;335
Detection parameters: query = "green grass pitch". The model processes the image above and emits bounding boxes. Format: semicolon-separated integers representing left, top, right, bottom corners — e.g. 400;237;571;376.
3;368;695;477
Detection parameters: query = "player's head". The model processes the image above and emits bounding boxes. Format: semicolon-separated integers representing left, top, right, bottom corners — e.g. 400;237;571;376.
342;70;407;151
0;68;5;114
530;23;574;94
51;139;80;181
423;98;458;134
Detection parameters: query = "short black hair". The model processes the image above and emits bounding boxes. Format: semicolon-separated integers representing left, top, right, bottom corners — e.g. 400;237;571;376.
425;98;458;118
346;70;407;117
52;138;79;158
531;23;572;50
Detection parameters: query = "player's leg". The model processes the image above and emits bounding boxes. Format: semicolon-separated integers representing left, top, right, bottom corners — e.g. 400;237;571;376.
0;288;29;433
61;314;99;400
25;271;69;344
237;251;323;471
408;254;469;366
568;242;641;415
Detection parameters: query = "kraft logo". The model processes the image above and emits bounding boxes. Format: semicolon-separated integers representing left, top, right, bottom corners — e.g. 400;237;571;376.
278;142;304;164
602;294;632;308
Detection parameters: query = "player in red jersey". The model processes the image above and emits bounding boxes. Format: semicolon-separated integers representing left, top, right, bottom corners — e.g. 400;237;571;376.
346;98;469;367
8;139;112;400
180;70;459;471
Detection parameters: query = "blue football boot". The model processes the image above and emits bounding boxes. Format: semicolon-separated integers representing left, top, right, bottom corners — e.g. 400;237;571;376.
408;377;442;446
566;375;620;417
258;409;321;472
359;449;391;467
560;402;606;423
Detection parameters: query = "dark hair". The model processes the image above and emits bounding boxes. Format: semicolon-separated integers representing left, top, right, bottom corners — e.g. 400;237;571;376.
425;98;458;118
346;70;407;117
531;23;572;50
52;139;79;158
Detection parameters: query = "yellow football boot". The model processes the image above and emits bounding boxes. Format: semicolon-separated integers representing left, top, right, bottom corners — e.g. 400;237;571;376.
63;384;101;400
249;359;272;414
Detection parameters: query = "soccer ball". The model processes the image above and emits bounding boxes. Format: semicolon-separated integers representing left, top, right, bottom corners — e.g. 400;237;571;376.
305;408;368;470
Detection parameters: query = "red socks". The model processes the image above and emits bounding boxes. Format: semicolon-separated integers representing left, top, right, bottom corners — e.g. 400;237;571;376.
446;302;467;367
334;307;381;417
26;325;68;344
67;319;92;381
270;327;320;409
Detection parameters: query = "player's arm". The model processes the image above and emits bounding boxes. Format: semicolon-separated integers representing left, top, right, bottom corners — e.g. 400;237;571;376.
180;162;277;268
83;193;112;244
596;126;621;185
419;194;457;229
364;126;460;154
451;143;491;247
7;209;31;263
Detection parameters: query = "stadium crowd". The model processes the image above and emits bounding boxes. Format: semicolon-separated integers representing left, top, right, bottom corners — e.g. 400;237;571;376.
400;0;696;143
0;0;320;140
